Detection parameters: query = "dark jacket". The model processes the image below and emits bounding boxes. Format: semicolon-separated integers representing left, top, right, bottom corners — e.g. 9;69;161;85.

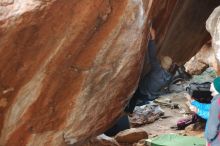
139;40;172;100
205;94;220;145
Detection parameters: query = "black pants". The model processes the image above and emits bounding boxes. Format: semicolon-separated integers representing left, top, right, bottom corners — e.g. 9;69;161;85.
104;115;130;136
124;88;149;114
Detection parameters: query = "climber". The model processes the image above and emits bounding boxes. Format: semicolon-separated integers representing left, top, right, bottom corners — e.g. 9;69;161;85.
125;26;173;114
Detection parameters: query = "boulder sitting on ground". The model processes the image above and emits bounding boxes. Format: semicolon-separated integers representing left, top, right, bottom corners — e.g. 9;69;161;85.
83;134;120;146
115;128;148;144
185;43;217;75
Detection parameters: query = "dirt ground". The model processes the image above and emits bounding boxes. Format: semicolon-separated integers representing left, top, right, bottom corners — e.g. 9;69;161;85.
140;92;197;138
134;67;216;139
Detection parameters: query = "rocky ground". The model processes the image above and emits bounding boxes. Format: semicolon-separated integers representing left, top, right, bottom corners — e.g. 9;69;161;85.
141;93;187;136
139;67;216;139
141;92;197;138
84;67;216;146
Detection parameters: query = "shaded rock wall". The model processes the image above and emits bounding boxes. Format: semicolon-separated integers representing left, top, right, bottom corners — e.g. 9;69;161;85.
0;0;152;146
141;0;220;77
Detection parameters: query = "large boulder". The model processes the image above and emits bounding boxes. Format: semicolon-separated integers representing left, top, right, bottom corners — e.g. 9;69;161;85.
0;0;151;146
115;128;148;144
1;0;220;146
206;6;220;74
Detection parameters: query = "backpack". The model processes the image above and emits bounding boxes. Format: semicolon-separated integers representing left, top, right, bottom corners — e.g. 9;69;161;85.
186;82;213;103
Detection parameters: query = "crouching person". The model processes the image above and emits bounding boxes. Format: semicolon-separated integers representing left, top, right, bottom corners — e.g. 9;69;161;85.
189;99;211;120
205;77;220;146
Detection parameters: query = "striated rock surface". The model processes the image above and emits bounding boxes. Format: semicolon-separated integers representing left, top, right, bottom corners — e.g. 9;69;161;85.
0;0;151;146
1;0;220;146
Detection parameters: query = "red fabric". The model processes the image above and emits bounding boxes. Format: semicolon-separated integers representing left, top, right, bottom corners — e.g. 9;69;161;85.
218;98;220;106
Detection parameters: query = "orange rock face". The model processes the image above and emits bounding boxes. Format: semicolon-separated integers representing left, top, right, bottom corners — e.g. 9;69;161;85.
0;0;152;145
1;0;220;146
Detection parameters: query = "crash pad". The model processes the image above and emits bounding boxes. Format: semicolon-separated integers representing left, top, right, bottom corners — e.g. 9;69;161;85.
145;134;205;146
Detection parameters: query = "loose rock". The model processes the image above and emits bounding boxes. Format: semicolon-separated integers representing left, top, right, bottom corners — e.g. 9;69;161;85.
115;128;148;144
83;134;120;146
